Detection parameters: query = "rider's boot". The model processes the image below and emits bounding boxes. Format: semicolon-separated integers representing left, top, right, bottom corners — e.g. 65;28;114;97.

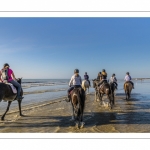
65;94;71;102
16;96;24;101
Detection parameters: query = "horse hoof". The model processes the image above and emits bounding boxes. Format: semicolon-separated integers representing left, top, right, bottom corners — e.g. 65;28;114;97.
75;122;79;129
80;122;85;129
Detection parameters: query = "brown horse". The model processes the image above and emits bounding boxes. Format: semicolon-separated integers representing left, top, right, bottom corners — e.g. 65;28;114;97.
0;78;23;120
70;86;85;128
93;79;115;109
124;81;133;100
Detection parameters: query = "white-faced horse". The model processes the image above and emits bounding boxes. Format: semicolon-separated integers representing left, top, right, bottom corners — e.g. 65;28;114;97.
82;80;90;94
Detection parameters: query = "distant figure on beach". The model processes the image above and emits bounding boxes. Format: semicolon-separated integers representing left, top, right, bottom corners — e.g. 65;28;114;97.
124;72;134;89
109;74;118;89
65;69;82;102
98;69;108;87
84;72;91;86
0;63;23;100
97;72;102;81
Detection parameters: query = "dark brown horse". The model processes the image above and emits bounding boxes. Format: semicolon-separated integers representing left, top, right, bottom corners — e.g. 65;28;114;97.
124;81;133;100
70;87;85;128
0;78;23;120
93;79;115;109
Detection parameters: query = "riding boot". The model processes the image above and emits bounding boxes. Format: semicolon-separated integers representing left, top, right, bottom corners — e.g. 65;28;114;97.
65;94;71;102
16;94;24;101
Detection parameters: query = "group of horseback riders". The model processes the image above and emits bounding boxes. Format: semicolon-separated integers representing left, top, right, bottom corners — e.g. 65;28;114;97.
65;68;134;102
0;63;134;102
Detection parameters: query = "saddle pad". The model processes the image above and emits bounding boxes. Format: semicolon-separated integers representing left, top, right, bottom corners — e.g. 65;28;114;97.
6;83;17;94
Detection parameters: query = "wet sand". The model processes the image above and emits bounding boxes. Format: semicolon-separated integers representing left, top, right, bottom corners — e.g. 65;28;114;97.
0;93;150;133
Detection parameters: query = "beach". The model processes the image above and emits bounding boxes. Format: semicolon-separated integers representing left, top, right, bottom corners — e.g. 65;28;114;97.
1;89;150;133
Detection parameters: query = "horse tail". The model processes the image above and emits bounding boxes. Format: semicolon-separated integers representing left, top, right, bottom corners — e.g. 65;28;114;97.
106;88;110;95
78;88;85;113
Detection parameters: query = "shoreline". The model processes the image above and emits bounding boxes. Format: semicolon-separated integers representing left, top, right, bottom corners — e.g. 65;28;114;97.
1;92;150;133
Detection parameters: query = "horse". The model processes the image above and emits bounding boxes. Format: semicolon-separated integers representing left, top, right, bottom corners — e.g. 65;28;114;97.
0;78;23;120
92;79;114;109
124;81;133;100
70;86;85;129
82;80;90;94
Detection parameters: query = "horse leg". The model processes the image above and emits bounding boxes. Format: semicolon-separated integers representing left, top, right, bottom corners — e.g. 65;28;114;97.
70;102;75;121
95;91;97;101
18;100;23;116
1;101;12;121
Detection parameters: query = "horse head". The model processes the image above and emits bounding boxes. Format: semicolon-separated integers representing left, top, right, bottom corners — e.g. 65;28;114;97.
92;79;99;88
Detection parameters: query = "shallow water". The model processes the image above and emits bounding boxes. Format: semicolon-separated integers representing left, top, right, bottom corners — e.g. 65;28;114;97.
0;79;150;114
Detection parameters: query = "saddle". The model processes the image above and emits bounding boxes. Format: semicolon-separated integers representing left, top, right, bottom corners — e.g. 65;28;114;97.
6;83;17;94
70;86;83;95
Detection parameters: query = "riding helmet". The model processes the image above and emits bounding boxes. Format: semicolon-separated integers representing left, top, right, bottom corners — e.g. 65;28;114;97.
126;72;129;75
85;72;87;74
4;63;10;68
102;69;105;72
112;73;115;76
74;69;79;73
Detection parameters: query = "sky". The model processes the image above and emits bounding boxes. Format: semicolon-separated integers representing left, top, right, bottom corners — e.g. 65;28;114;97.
0;17;150;79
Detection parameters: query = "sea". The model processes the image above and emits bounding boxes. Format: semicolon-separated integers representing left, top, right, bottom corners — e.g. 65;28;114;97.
0;79;150;114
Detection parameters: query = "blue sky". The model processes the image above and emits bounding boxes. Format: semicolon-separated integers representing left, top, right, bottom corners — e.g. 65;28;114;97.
0;18;150;79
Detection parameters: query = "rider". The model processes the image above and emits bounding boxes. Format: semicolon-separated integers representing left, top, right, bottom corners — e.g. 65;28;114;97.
84;72;91;86
109;73;118;89
124;72;134;89
65;69;82;102
98;69;107;87
97;72;102;81
0;63;24;100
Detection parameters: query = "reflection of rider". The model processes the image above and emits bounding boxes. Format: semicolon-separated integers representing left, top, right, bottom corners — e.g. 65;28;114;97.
109;74;118;89
84;72;91;86
124;72;134;89
65;69;82;102
0;63;24;100
98;69;107;86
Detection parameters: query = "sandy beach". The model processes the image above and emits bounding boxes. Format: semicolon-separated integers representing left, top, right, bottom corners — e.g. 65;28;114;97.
0;92;150;133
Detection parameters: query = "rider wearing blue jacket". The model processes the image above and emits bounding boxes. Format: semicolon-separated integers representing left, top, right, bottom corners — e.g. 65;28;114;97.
84;72;91;86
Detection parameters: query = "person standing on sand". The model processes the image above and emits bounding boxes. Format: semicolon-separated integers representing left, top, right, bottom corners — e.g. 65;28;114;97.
124;72;134;89
65;69;82;102
84;72;91;86
0;63;24;100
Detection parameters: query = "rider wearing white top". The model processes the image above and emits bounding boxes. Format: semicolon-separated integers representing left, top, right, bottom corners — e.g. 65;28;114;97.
109;74;118;89
66;69;82;102
124;72;134;89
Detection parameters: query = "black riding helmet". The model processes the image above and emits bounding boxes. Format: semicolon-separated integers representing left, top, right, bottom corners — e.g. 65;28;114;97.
74;69;79;73
85;72;87;74
4;63;10;68
102;69;105;72
126;72;129;75
112;73;115;76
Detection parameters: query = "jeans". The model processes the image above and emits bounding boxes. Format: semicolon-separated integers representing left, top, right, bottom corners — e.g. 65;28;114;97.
9;80;21;97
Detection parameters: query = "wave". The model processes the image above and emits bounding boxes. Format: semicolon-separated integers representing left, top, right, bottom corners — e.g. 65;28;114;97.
23;88;68;95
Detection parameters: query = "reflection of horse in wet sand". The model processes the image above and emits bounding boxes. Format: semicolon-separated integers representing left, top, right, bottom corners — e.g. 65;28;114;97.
124;81;133;100
70;87;85;129
82;80;90;94
93;79;115;109
0;78;24;120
